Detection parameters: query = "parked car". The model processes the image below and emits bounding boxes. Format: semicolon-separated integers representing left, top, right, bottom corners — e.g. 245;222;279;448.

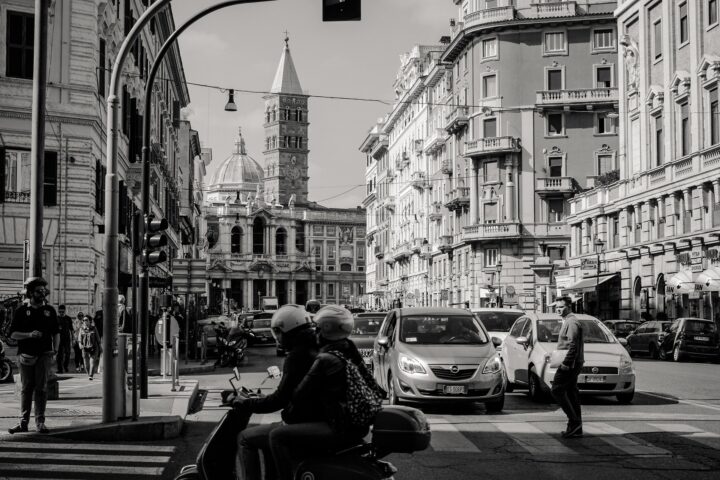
500;313;635;404
658;318;720;362
471;308;525;347
625;320;672;358
372;307;505;412
196;315;232;355
247;312;274;345
603;320;642;339
351;312;386;372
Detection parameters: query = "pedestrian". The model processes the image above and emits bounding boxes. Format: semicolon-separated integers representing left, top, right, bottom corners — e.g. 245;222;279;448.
93;309;104;340
8;277;59;434
78;315;101;380
551;297;584;439
56;305;73;374
73;313;85;372
118;294;131;334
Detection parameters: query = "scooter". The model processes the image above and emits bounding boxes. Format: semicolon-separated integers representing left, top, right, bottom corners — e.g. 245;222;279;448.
217;325;252;368
175;367;431;480
0;340;13;383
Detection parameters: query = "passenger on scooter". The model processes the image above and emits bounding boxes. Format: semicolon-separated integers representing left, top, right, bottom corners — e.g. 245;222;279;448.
233;304;321;480
268;305;372;480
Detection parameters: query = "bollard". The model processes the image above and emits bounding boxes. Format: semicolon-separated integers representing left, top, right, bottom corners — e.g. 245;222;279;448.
200;331;207;365
171;335;179;391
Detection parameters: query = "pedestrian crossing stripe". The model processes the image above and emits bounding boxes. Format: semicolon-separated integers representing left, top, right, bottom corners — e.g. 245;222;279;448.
649;423;720;450
582;422;672;456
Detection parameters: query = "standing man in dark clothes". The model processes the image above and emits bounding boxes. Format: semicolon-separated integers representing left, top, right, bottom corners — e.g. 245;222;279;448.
56;305;73;374
551;297;584;438
232;305;320;480
8;277;60;434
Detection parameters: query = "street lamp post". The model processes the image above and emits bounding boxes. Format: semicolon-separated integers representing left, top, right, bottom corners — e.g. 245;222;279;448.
594;236;605;319
495;260;503;307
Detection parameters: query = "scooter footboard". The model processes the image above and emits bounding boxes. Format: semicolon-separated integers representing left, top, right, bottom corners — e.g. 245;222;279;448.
295;456;396;480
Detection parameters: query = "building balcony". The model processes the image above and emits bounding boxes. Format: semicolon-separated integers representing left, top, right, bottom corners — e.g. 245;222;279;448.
412;237;426;253
414;139;424;155
441;159;453;175
393;242;412;261
464;5;516;29
384;167;395;179
445;106;469;134
369;135;389;160
462;222;521;242
535;177;575;197
410;171;427;189
535;88;618;108
439;235;453;253
527;223;571;237
444;187;470;211
429;205;443;222
424;128;447;155
382;196;396;211
465;136;520;158
362;191;377;206
374;245;384;259
3;191;31;203
529;1;577;18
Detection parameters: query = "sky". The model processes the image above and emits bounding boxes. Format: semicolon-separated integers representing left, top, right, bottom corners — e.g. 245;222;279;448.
172;0;457;208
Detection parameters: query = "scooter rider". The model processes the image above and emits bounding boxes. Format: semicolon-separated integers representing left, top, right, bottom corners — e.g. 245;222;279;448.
233;304;321;480
269;305;373;480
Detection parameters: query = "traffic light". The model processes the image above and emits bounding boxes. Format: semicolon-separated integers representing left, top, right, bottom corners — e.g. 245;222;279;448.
323;0;361;21
142;215;168;265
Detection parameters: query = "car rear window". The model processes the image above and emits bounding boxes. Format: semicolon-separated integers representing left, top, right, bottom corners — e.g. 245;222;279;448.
352;317;382;336
537;319;562;342
684;320;717;334
474;311;524;332
400;315;488;345
613;322;638;334
253;319;271;329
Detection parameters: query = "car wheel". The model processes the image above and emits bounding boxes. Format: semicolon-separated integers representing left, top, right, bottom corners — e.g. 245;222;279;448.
617;391;635;404
0;359;12;383
673;345;683;362
528;371;545;402
648;344;658;359
485;395;504;413
388;372;401;406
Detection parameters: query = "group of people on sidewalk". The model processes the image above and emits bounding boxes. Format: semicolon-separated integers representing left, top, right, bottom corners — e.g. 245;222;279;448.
56;305;103;379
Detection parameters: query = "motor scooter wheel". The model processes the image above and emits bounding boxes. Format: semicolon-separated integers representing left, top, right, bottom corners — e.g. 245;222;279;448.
219;352;232;368
0;359;13;383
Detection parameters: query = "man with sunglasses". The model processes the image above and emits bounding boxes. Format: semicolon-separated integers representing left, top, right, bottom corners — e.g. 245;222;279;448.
8;277;60;434
551;297;584;439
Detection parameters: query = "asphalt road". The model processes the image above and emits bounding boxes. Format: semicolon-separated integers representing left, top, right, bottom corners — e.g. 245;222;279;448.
164;347;720;480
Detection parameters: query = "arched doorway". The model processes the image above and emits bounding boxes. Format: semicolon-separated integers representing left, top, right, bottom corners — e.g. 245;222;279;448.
253;217;265;254
275;227;287;255
655;274;666;319
231;226;242;254
633;276;642;321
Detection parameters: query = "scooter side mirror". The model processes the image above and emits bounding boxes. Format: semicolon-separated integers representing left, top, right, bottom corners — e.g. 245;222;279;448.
267;366;281;378
233;367;241;381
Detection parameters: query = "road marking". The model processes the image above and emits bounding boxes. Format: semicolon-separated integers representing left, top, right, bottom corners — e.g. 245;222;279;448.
0;451;171;463
427;417;481;452
649;423;720;450
582;422;672;457
640;392;720;412
0;463;165;476
0;441;176;453
492;422;578;455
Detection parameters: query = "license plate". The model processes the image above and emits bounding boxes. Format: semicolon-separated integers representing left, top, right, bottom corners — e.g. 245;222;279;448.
443;385;467;394
695;336;709;342
585;375;604;383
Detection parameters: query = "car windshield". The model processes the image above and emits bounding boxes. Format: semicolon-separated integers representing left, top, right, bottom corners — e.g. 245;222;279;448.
475;311;524;332
685;320;717;334
253;319;271;329
352;317;383;336
400;315;488;345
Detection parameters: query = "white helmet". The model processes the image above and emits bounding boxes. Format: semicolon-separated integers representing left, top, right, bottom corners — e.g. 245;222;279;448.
271;305;311;343
315;305;354;341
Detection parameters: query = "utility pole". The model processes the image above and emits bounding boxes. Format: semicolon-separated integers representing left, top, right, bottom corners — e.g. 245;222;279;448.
29;0;50;278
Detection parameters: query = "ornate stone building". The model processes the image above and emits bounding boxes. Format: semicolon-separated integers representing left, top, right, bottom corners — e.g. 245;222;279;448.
201;40;366;313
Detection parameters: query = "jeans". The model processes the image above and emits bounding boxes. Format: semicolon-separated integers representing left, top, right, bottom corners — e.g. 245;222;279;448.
236;422;280;480
18;353;52;426
57;341;71;372
551;363;583;426
269;422;354;480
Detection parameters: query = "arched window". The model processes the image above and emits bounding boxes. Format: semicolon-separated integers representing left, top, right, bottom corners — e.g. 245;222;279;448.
340;263;352;272
231;226;242;254
276;227;287;255
253;217;265;254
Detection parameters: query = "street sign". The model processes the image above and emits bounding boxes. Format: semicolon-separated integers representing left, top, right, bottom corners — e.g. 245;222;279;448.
173;259;206;294
155;316;180;345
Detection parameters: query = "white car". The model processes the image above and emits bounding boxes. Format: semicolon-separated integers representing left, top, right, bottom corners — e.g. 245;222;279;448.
500;313;635;404
471;308;525;348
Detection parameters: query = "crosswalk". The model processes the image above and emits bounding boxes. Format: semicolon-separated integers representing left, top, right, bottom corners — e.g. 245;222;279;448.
0;440;176;479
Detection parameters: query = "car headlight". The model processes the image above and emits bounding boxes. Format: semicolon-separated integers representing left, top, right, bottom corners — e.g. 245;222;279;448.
482;355;502;374
398;355;426;375
619;358;634;375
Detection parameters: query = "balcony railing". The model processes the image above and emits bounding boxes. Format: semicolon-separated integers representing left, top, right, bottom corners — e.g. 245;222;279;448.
465;136;520;157
445;187;470;211
462;222;521;242
535;177;574;196
445;106;469;134
374;245;384;259
464;5;515;29
439;235;453;252
411;171;427;189
536;88;618;107
424;128;447;155
530;1;577;18
3;191;30;203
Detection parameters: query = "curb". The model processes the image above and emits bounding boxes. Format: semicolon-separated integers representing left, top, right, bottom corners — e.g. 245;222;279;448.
47;415;183;441
148;364;215;377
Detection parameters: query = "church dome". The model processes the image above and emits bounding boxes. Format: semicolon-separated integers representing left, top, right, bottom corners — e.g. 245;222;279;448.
209;128;264;188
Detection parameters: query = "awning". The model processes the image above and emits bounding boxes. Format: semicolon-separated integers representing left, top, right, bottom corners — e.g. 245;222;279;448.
697;266;720;292
666;270;696;294
565;274;618;293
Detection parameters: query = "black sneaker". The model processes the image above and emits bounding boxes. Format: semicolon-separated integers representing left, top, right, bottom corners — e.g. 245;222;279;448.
36;423;49;434
561;424;583;438
8;424;28;434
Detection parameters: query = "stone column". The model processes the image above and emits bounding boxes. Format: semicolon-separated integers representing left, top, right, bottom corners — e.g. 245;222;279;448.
245;279;253;310
581;220;589;254
469;160;479;225
504;157;515;222
713;180;720;228
289;279;296;304
666;193;678;237
619;207;629;247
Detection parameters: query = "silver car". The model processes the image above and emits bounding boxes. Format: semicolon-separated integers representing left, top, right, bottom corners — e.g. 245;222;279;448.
372;307;505;411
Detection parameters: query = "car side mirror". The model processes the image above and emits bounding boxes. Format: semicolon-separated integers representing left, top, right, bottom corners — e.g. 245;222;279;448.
618;338;628;346
491;337;502;348
377;336;390;349
516;336;528;346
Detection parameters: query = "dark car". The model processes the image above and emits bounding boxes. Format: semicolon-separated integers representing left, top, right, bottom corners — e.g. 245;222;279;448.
247;312;274;345
351;312;386;372
658;318;720;362
625;320;672;358
603;320;642;339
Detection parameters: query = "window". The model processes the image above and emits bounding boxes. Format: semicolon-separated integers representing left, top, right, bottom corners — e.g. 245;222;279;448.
313;225;324;236
483;203;497;223
484;248;498;267
547;113;564;136
593;29;615;50
653;20;662;59
596;67;612;88
710;0;718;26
547;69;563;90
328;283;335;297
548;157;563;177
482;38;497;59
596;113;616;134
549;199;565;223
655;115;664;165
597;154;613;175
327;226;336;236
711;88;719;145
0;149;56;205
6;11;34;79
680;102;690;156
231;227;242;254
544;32;566;54
483;118;497;138
328;244;336;259
315;283;321;297
482;74;497;98
98;39;106;97
548;247;565;261
679;3;688;44
483;160;498;182
357;245;365;260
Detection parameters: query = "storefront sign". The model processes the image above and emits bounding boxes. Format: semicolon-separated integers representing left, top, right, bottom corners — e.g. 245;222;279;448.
581;258;598;270
691;264;704;273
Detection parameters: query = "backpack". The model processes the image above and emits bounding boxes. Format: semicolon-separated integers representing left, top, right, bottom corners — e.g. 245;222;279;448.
329;351;387;431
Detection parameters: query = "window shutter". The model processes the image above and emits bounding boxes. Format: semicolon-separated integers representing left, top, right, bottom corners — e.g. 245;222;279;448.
0;147;5;203
43;151;58;206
